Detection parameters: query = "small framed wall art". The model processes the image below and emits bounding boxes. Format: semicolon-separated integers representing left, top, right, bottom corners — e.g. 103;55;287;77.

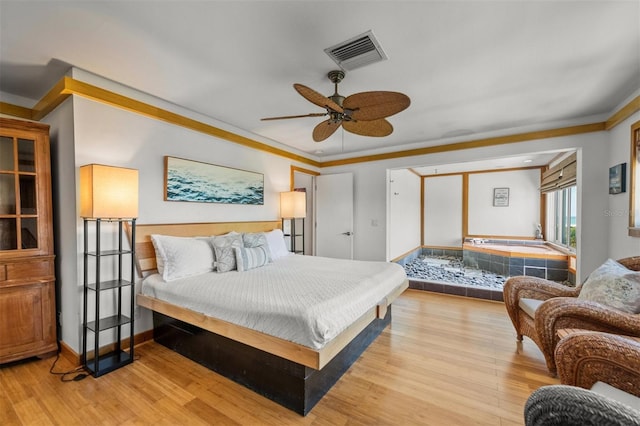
164;156;264;204
608;163;626;194
493;187;509;207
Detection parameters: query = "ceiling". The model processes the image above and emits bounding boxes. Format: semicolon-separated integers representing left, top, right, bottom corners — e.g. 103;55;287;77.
1;1;638;167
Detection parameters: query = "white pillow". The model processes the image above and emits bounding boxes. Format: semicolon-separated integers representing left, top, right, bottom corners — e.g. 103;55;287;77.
212;233;243;272
150;235;215;282
578;258;640;314
265;228;290;259
234;246;270;272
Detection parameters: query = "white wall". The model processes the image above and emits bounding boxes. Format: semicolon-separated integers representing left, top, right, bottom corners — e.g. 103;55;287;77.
41;97;79;349
607;110;640;260
388;169;421;260
46;73;318;353
324;130;614;282
25;68;640;352
467;169;540;237
423;175;463;247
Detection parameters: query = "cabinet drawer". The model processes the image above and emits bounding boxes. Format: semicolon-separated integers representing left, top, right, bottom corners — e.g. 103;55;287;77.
1;258;54;282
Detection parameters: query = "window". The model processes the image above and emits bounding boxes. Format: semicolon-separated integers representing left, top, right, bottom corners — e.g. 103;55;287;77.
548;185;577;250
630;120;640;237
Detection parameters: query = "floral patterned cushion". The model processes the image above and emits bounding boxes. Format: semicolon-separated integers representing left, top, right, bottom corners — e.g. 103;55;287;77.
242;232;267;248
212;233;243;273
578;259;640;314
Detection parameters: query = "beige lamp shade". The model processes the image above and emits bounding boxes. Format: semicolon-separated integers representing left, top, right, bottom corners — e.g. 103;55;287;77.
80;164;139;218
280;191;306;218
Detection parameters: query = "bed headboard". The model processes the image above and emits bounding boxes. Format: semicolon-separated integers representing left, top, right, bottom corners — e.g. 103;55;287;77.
127;220;282;277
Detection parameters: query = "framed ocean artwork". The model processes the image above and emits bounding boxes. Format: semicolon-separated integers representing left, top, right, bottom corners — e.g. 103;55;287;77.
164;156;264;205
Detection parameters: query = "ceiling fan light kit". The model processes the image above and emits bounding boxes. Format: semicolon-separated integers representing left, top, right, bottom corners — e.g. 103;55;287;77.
262;70;410;142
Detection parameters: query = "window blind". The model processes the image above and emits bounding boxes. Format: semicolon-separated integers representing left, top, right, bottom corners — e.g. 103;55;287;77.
540;152;577;193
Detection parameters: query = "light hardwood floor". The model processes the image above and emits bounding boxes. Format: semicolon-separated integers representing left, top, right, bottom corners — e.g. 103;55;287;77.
0;290;558;425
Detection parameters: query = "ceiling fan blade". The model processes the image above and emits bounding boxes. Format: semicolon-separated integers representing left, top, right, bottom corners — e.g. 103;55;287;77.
312;119;342;142
261;112;327;121
294;84;344;113
343;118;393;137
343;91;410;121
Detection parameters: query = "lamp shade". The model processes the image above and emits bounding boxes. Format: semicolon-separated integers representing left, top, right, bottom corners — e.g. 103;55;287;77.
80;164;139;218
280;191;306;218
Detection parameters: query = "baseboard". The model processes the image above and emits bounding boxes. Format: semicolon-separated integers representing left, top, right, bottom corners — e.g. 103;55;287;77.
59;329;154;367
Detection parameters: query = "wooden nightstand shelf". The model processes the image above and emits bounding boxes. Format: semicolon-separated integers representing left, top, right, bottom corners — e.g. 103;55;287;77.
82;218;136;377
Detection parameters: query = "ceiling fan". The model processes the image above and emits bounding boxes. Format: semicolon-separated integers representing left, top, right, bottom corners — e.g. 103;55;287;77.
261;70;411;142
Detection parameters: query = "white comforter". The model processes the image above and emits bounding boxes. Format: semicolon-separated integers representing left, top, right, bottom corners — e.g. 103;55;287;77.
141;255;407;349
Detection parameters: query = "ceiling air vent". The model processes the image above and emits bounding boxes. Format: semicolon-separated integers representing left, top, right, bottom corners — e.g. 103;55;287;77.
324;30;388;71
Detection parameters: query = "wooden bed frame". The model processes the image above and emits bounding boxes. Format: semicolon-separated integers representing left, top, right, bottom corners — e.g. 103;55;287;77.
130;221;408;415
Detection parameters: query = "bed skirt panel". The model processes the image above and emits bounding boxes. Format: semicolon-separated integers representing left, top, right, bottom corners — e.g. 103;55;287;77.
152;307;392;415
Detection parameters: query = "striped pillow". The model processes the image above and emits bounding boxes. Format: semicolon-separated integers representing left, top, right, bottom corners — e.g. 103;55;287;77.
234;246;270;272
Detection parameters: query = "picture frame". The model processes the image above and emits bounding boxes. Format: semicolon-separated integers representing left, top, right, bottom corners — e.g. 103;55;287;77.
164;156;264;205
493;187;509;207
608;163;626;194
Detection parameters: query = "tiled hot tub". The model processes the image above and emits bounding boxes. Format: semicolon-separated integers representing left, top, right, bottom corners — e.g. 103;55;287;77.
462;240;568;281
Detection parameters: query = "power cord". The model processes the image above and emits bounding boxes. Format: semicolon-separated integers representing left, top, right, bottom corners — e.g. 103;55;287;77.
49;353;89;382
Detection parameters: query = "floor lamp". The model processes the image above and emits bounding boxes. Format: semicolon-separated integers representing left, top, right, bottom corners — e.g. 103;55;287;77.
80;164;138;376
280;191;306;254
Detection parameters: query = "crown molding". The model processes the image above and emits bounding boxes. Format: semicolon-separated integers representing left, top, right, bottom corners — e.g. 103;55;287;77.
1;77;638;169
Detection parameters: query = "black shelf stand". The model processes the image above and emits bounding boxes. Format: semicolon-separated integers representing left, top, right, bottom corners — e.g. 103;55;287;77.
82;218;136;377
282;218;305;255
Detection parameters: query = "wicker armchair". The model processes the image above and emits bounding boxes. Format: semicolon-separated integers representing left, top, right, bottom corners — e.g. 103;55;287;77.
524;332;640;426
503;256;640;374
555;331;640;398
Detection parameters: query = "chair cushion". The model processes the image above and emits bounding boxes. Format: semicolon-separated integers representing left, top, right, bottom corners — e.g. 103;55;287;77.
519;298;544;318
578;259;640;314
591;381;640;410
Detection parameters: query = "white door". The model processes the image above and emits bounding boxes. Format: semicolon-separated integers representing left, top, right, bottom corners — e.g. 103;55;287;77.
315;172;354;259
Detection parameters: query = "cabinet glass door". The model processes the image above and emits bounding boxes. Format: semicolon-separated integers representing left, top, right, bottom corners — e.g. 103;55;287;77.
0;135;38;251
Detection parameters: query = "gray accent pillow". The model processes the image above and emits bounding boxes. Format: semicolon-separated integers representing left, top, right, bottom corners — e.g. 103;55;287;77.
235;246;270;272
212;233;243;273
578;259;640;314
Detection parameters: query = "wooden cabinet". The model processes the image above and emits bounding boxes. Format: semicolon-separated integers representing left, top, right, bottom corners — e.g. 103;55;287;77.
0;118;57;364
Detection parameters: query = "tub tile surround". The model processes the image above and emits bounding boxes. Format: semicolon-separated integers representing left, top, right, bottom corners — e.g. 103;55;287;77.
408;278;504;302
462;238;569;282
400;239;572;302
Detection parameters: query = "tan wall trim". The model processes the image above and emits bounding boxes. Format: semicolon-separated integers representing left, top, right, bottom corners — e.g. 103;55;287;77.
540;168;547;240
320;123;606;167
420;165;543;178
466;234;539;240
630;120;640;236
0;102;34;119
462;173;469;238
390;246;423;263
420;177;424;246
20;77;322;168
605;95;640;130
1;77;636;168
290;165;320;190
